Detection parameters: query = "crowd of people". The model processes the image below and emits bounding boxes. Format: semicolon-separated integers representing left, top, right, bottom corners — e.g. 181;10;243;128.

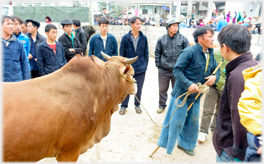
2;9;262;162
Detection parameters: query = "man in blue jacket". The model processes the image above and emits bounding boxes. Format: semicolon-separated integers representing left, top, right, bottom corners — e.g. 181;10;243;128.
217;15;228;32
2;15;31;82
119;16;149;115
157;26;220;156
88;16;118;61
12;15;31;71
37;24;67;76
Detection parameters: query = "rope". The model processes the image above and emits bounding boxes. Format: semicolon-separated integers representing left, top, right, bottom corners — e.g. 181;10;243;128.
135;83;210;128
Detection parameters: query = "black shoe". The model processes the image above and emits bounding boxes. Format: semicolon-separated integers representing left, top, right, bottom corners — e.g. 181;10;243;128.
135;106;142;114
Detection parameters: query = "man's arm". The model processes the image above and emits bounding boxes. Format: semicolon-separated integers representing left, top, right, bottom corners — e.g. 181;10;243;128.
228;74;249;161
182;37;190;49
113;36;118;56
154;38;162;68
119;36;126;57
173;50;195;91
74;38;84;54
144;36;149;66
36;45;46;76
20;43;31;80
58;37;75;59
88;36;94;57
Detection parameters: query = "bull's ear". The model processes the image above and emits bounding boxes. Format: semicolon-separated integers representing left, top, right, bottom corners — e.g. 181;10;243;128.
122;64;131;75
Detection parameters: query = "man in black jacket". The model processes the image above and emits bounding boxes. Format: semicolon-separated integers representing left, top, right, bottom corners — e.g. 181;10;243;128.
58;19;84;62
72;19;87;56
155;18;190;114
26;19;46;78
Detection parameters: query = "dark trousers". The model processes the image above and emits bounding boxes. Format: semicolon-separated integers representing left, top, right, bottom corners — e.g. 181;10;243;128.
31;70;40;78
121;72;146;108
158;68;176;109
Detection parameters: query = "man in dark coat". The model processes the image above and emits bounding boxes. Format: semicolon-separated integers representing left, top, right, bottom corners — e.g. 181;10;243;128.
58;19;84;62
37;24;67;76
212;24;258;162
155;18;189;114
26;18;46;78
72;19;87;56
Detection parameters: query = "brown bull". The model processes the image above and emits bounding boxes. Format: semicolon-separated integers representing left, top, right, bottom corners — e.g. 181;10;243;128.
3;53;138;162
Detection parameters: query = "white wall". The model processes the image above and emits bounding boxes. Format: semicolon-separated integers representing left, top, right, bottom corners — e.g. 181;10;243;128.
225;1;261;18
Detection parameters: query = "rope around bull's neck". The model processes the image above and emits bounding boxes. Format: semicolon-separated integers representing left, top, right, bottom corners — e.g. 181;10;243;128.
135;83;209;128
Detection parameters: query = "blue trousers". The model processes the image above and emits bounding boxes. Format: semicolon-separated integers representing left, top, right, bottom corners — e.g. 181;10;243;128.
244;132;261;162
121;72;146;108
216;150;235;162
157;94;200;154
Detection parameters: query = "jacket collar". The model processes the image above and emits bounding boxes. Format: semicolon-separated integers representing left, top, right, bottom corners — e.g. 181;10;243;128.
195;43;214;54
2;34;16;46
226;51;254;74
166;31;179;39
96;32;111;38
76;27;81;33
127;30;143;40
42;40;60;48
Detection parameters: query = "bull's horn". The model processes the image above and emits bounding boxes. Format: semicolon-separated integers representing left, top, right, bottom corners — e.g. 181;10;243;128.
124;56;138;65
101;51;111;61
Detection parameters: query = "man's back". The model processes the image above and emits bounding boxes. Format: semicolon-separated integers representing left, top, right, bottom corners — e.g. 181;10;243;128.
75;28;87;55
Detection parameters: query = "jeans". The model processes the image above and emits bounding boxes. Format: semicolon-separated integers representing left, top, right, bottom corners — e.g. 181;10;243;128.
158;68;176;109
121;72;146;108
244;132;261;162
200;86;223;134
216;150;235;162
157;94;200;154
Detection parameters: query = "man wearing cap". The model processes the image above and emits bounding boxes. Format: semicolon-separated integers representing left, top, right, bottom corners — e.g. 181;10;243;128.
58;19;84;62
155;18;189;114
26;18;46;78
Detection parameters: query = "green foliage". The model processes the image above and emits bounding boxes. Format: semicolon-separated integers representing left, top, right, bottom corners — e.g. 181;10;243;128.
98;2;107;11
110;4;125;18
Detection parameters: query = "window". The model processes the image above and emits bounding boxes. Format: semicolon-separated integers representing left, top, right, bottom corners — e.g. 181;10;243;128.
142;6;148;14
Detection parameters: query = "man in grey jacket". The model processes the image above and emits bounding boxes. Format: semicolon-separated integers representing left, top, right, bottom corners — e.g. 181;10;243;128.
155;18;190;114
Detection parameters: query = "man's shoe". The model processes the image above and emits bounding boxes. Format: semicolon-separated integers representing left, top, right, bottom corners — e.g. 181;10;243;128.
119;107;126;115
177;145;195;156
157;108;165;114
198;132;207;143
135;106;142;114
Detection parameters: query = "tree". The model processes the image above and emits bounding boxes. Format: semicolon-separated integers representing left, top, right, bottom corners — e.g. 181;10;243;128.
98;2;107;12
110;3;125;18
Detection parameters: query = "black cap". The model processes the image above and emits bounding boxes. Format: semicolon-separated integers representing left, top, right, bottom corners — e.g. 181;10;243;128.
61;19;73;25
26;19;40;28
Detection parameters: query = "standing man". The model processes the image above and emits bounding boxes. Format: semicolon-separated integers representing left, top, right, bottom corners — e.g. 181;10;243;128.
155;18;189;114
99;8;107;17
2;15;31;82
58;19;84;62
197;48;228;143
157;26;220;156
26;19;46;78
72;19;87;56
216;15;228;32
213;24;258;162
186;15;192;28
88;16;118;61
12;15;31;71
37;24;67;76
21;20;28;35
119;16;149;115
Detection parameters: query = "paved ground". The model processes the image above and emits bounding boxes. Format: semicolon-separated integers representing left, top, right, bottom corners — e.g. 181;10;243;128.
38;57;216;163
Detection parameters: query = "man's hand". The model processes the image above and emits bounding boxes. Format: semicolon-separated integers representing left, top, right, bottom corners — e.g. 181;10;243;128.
69;48;75;52
188;83;201;94
205;75;216;86
35;58;37;61
257;146;262;154
28;53;33;59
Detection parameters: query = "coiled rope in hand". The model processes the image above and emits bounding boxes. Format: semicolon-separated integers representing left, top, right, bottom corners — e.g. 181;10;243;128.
136;82;210;128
